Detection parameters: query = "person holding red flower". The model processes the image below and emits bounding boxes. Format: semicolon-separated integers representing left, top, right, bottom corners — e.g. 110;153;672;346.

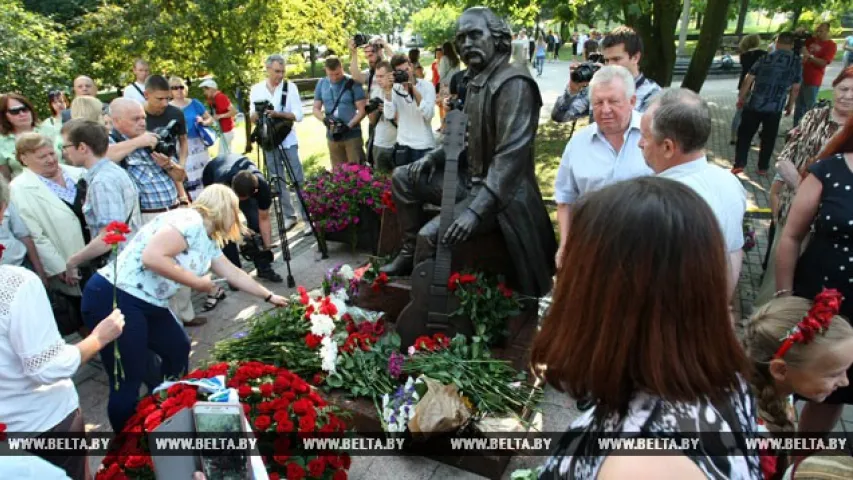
0;174;125;480
81;184;288;432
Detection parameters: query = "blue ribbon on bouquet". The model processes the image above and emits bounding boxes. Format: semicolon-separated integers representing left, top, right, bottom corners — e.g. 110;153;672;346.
152;375;238;403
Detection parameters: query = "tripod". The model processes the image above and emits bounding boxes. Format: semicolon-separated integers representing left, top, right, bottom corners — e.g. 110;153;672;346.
257;144;329;269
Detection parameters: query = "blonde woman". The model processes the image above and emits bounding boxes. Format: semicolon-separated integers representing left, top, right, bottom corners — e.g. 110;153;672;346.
169;76;213;200
80;184;288;432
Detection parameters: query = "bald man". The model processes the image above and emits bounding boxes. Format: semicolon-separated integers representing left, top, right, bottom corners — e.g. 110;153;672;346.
104;98;205;326
62;76;105;123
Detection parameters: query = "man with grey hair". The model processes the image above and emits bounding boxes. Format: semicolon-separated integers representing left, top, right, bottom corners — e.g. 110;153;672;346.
553;65;651;269
639;88;746;298
249;53;307;235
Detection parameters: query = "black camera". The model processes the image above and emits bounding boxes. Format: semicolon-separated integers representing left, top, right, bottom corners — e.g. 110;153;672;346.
152;119;180;158
393;69;410;84
587;53;604;64
447;98;464;111
365;97;383;114
571;63;601;85
325;116;349;141
792;31;811;54
354;33;369;48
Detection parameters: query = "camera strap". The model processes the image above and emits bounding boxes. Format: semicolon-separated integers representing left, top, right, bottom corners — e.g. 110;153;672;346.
329;79;354;116
279;81;289;112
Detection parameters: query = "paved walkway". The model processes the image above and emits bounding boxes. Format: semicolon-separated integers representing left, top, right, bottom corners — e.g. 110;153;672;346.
71;61;852;478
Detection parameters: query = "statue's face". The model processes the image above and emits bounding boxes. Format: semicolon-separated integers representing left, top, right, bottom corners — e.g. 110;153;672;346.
456;13;495;71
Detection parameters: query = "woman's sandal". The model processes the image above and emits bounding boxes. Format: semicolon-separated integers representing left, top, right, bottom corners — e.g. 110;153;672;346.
203;286;226;312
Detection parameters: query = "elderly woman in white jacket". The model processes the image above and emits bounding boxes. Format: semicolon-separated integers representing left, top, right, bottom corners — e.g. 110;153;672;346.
10;132;88;335
0;172;125;480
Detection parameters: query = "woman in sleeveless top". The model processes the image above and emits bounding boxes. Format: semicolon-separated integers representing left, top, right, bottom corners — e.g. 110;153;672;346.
533;177;762;479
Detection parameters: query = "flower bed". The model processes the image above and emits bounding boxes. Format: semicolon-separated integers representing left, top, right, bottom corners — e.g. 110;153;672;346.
302;165;392;252
96;361;351;480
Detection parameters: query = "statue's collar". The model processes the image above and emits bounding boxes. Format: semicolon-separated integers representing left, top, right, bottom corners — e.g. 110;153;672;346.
466;53;511;88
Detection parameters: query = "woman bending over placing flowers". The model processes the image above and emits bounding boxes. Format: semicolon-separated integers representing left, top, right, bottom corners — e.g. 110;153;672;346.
533;177;761;479
81;185;288;432
0;174;125;480
744;290;853;478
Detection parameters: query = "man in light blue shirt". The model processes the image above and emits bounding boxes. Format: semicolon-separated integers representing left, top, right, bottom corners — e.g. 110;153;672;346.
554;65;652;268
312;57;368;168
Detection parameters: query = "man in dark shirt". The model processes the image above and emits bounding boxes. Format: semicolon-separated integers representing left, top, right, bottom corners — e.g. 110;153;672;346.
202;153;283;283
733;32;802;175
144;75;189;191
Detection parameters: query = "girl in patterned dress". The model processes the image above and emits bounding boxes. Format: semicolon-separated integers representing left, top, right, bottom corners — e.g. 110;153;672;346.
745;291;853;478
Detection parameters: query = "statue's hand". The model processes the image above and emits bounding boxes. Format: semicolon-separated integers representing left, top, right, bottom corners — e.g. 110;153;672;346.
407;155;435;184
443;209;480;246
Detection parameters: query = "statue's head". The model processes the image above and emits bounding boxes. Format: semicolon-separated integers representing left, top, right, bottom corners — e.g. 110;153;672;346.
455;7;512;72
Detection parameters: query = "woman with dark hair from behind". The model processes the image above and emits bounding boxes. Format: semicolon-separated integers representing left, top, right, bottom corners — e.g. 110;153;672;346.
533;177;760;479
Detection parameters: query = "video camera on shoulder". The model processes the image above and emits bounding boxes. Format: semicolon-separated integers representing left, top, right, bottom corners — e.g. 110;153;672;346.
152;119;180;158
571;62;601;85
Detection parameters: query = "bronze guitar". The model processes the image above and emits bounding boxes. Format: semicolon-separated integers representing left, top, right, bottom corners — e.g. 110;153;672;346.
396;110;472;349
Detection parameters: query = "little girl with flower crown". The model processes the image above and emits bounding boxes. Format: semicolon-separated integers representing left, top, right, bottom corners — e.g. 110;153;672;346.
744;289;853;479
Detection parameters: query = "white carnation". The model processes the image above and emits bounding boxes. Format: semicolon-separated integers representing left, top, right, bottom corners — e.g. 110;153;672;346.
338;264;355;280
320;336;338;373
310;314;336;337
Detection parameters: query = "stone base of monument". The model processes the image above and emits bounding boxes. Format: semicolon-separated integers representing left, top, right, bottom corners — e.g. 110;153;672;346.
321;206;383;254
326;300;540;479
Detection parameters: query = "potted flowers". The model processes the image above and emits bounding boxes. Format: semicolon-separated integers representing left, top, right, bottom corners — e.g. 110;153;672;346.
302;165;391;253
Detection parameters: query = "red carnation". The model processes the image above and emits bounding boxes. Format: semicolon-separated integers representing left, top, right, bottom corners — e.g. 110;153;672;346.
143;410;163;432
340;453;352;469
260;383;274;397
447;272;461;290
106;220;131;234
103;232;127;245
433;332;450;348
286;462;306;480
308;457;327;477
292;378;310;394
0;422;6;442
304;333;323;349
326;454;343;469
297;286;310;305
124;455;149;469
237;385;253;398
298;414;316;432
254;415;272;432
273;454;290;465
333;470;348;480
312;373;325;385
276;418;295;433
273;377;291;393
268;473;280;480
242;403;251;416
459;273;477;284
292;398;312;416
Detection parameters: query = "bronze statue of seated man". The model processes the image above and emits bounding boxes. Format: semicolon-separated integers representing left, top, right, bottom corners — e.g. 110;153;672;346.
380;6;556;299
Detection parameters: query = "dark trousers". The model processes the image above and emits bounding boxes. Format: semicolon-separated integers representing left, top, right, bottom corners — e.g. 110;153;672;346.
734;108;782;171
81;273;190;432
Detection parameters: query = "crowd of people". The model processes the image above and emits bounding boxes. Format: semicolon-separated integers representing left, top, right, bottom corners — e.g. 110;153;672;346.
1;10;853;479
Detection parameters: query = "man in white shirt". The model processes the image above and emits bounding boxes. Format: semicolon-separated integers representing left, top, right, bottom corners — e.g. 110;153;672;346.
383;54;436;165
554;65;652;269
249;54;307;233
640;88;746;299
371;61;398;172
122;59;150;105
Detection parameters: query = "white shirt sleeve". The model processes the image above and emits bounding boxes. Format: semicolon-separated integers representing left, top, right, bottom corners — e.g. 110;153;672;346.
726;183;747;252
288;82;304;122
249;84;261;115
554;140;579;205
8;204;31;238
384;89;398;120
417;80;435;121
9;270;81;385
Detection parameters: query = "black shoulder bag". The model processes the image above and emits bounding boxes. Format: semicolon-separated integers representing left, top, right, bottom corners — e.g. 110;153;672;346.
255;81;295;151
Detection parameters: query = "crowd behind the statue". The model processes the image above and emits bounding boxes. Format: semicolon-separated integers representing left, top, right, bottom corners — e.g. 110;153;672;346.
1;13;853;480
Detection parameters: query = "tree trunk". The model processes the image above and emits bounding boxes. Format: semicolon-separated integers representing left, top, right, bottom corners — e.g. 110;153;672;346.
791;7;802;28
681;0;732;92
695;13;702;30
624;0;682;87
735;0;749;37
677;0;692;56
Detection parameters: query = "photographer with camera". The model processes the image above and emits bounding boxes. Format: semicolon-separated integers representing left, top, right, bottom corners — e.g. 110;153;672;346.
367;61;398;173
551;26;660;123
105;97;205;327
249;54;308;234
201;153;284;286
348;35;395;166
382;54;436;165
313;57;368;167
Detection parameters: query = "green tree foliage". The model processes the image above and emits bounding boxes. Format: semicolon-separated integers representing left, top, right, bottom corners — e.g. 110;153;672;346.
22;0;98;26
0;0;72;116
408;6;462;49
